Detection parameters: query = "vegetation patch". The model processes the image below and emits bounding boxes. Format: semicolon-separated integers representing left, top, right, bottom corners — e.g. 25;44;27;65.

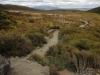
26;31;47;47
0;33;33;57
0;11;17;29
0;7;100;75
28;54;48;66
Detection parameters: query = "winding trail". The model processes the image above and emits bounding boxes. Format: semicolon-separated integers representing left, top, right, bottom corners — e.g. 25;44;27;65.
7;30;59;75
27;30;59;58
79;21;89;28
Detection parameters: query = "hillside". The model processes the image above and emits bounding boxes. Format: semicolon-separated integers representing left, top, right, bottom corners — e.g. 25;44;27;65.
0;6;100;75
88;6;100;14
0;4;37;11
0;10;17;29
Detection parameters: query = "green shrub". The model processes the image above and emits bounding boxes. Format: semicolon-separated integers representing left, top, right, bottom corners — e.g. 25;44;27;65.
46;44;77;71
73;39;89;50
0;33;33;57
66;63;76;72
54;55;67;70
0;11;17;30
46;55;67;71
29;19;34;23
72;50;100;73
49;66;60;75
26;32;47;47
29;54;48;66
47;43;100;73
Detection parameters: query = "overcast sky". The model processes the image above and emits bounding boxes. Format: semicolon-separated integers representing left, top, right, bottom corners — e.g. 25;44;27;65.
0;0;100;8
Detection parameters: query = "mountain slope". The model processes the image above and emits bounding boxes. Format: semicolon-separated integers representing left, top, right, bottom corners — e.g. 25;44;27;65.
34;5;90;10
0;4;37;11
88;6;100;14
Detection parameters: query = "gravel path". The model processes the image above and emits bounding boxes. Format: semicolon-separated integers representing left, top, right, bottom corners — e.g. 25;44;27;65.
59;69;75;75
27;30;59;58
7;30;59;75
8;57;49;75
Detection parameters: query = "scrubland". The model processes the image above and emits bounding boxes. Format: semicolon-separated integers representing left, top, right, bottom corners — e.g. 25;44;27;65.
0;10;100;75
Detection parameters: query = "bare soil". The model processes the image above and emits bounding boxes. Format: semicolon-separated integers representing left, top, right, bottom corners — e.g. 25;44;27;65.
59;69;75;75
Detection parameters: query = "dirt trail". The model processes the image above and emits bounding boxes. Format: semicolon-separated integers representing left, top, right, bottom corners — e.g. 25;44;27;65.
27;30;59;58
59;69;75;75
8;57;49;75
79;21;89;28
7;30;59;75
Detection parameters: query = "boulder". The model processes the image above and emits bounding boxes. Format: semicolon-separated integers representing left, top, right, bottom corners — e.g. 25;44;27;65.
0;55;10;75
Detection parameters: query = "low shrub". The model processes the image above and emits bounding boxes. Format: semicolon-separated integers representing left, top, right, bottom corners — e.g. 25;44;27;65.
0;33;33;57
29;19;34;23
72;50;100;73
49;66;60;75
46;56;67;70
0;11;17;30
46;44;77;71
47;43;100;73
26;32;47;47
29;54;48;66
54;55;67;70
29;54;61;75
72;39;90;50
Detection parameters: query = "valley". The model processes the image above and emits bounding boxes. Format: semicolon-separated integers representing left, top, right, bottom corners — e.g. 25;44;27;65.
0;4;100;75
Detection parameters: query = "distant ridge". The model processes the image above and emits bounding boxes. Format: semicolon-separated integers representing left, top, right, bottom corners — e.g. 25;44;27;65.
34;5;91;11
0;4;92;11
0;4;37;11
88;6;100;14
33;5;60;10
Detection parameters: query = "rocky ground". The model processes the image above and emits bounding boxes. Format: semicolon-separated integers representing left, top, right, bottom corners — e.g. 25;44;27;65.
0;55;10;75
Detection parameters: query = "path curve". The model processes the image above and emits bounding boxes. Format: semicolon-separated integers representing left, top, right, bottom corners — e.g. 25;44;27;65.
27;30;59;58
79;21;89;28
7;30;59;75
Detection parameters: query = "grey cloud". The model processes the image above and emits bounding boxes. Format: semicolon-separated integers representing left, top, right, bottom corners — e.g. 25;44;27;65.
0;0;100;8
5;0;43;2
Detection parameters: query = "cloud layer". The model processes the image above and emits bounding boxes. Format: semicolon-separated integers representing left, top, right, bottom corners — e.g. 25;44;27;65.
0;0;100;8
